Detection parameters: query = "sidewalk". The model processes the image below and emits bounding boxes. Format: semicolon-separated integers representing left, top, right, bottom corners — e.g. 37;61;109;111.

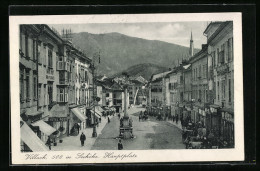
51;115;114;151
166;119;183;130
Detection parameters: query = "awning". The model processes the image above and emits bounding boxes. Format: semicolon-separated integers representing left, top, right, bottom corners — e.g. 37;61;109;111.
95;106;104;113
220;108;234;115
31;120;56;136
90;110;101;118
20;121;48;152
71;108;87;122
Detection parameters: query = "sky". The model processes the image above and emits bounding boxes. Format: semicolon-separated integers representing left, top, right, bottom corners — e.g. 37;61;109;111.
50;22;208;49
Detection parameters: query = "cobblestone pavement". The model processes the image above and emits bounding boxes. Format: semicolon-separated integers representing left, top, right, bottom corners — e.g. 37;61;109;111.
91;106;185;150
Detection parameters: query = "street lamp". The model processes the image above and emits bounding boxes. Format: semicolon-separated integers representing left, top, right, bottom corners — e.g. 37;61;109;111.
91;51;101;138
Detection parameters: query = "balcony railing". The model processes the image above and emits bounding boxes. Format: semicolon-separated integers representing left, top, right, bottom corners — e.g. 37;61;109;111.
59;78;69;85
57;61;69;71
57;93;68;103
47;68;54;75
216;63;229;75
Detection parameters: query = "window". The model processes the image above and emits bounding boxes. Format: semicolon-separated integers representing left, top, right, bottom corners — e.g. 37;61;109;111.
33;39;36;60
47;82;53;104
85;71;88;82
212;51;215;67
180;76;183;84
205;89;208;102
26;70;30;100
217;81;220;100
106;93;109;97
20;69;24;100
33;73;37;99
199;65;201;78
25;34;29;57
228;79;231;102
48;49;53;68
38;84;41;100
228;38;233;62
222;80;225;99
217;48;219;64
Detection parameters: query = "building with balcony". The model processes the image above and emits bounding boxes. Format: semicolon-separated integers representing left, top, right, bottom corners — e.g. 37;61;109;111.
19;24;62;152
204;21;234;146
189;44;209;125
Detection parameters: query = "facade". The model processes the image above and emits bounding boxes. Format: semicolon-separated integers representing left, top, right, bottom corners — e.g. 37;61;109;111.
183;64;192;102
190;44;209;125
204;21;234;146
20;25;93;152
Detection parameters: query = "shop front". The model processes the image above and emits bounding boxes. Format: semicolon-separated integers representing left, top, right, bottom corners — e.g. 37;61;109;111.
20;120;49;152
209;105;221;137
205;107;212;134
198;109;206;126
220;108;234;147
70;107;88;135
192;106;199;123
31;119;57;143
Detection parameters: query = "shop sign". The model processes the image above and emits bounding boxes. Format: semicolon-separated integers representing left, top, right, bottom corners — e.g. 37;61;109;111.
222;112;225;119
46;75;54;80
202;111;206;116
49;117;68;122
210;107;217;113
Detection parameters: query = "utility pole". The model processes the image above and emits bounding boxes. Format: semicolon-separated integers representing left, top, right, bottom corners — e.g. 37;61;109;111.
92;51;100;138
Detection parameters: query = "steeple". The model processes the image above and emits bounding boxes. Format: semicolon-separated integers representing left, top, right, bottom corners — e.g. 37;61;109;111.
189;31;194;57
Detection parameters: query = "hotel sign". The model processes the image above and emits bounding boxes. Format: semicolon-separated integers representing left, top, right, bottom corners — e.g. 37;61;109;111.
49;117;68;122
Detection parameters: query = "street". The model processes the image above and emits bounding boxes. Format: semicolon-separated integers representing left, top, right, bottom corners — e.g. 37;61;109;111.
91;106;185;150
50;106;185;151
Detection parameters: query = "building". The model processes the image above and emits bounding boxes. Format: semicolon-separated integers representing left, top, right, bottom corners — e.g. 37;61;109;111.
190;44;209;125
204;21;234;147
19;25;93;152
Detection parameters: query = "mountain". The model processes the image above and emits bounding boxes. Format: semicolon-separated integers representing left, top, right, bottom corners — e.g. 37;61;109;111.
71;32;199;76
112;63;169;80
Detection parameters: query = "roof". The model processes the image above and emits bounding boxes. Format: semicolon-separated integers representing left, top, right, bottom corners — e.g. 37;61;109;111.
151;70;172;81
203;22;223;34
183;64;191;70
207;21;232;44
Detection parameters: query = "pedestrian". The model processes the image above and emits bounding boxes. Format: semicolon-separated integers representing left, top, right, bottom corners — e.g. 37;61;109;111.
172;115;175;122
108;116;110;123
45;136;52;150
118;139;123;150
77;123;80;134
118;113;121;119
139;114;141;122
80;132;86;146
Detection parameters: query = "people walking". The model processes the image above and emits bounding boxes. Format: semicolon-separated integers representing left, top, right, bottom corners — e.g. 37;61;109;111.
176;114;179;124
108;116;110;123
80;132;86;146
118;139;123;150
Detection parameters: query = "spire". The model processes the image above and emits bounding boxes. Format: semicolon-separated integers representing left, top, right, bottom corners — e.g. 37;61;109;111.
189;30;194;57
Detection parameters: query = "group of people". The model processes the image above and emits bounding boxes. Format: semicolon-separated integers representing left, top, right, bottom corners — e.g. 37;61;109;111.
139;110;148;121
181;119;221;149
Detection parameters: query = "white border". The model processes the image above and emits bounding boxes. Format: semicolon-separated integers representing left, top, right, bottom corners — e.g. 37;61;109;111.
10;13;244;164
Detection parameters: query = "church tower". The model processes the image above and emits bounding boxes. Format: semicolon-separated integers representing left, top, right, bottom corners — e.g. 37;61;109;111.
189;31;194;57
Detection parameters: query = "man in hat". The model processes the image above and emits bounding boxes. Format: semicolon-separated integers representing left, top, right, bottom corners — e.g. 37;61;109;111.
80;132;86;146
